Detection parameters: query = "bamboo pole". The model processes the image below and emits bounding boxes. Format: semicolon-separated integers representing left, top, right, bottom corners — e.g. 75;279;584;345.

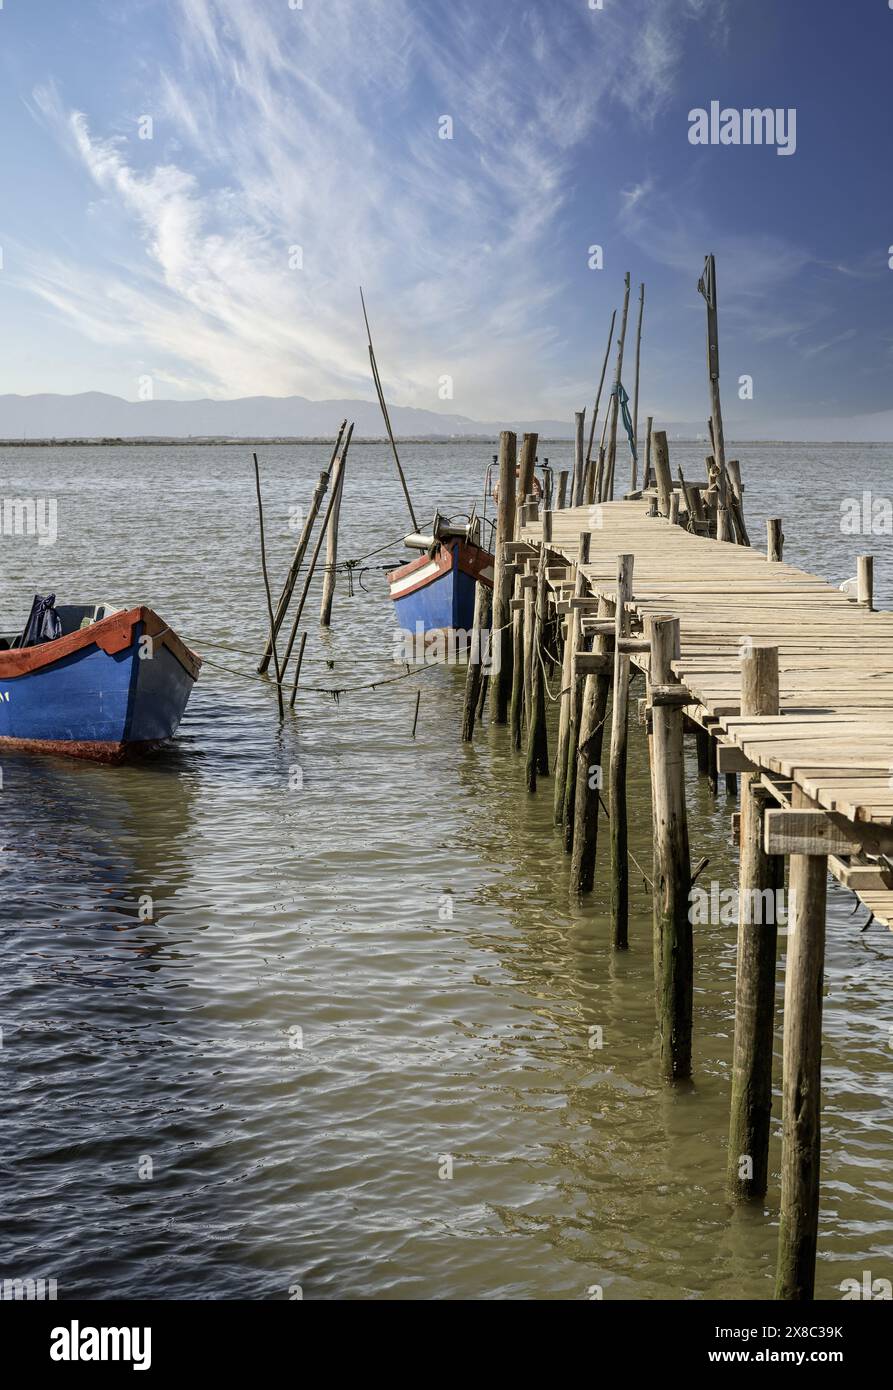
280;425;354;673
252;453;285;719
554;533;590;823
728;646;782;1200
489;431;517;724
569;596;612;885
775;790;827;1301
647;615;693;1081
605;272;631;502
360;288;418;532
257;423;344;672
287;631;308;712
630;283;644;493
610;554;634;948
584;309;616;485
319;432;348;627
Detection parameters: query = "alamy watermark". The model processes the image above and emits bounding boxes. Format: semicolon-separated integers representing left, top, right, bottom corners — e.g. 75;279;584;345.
688;102;797;156
0;497;58;546
393;623;499;671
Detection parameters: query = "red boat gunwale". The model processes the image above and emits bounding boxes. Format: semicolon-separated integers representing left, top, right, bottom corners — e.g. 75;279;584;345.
387;541;494;602
0;607;202;682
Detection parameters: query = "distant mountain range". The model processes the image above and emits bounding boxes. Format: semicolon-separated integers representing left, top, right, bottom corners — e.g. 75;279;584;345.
0;391;891;443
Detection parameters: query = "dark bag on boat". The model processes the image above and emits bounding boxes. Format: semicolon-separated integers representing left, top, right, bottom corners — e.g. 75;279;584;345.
21;593;63;648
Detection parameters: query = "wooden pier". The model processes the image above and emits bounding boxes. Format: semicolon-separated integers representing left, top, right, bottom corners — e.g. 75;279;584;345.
472;440;892;1302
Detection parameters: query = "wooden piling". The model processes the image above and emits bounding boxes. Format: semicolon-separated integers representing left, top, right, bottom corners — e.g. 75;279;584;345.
526;541;549;791
767;518;784;562
462;580;492;742
554;533;590;823
643;416;654;490
728;645;782;1200
569;597;612;888
610;554;634;948
489;431;517;724
647;615;693;1081
573;410;586;508
652;430;673;518
858;555;874;611
557;471;569;510
775;788;827;1302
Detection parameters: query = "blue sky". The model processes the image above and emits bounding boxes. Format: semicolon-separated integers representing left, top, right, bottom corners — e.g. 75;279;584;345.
0;0;891;425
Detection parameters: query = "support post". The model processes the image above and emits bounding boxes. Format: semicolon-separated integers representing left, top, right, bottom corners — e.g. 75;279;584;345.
652;430;673;518
557;471;569;510
573;410;586;508
554;533;591;823
775;789;827;1302
858;555;874;611
610;555;634;947
569;597;613;887
489;431;517;724
462;581;493;742
767;518;784;562
728;646;782;1200
526;543;549;791
647;615;693;1081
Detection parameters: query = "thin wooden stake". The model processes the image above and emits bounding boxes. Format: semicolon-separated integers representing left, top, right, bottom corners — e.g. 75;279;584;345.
288;631;308;711
605;271;631;502
280;425;354;673
258;423;343;672
360;287;418;532
584;309;616;482
630;283;645;493
319;431;348;627
411;689;421;740
253;453;285;719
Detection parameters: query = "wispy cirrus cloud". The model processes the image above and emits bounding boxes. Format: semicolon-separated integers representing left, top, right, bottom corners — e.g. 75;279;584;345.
17;0;723;413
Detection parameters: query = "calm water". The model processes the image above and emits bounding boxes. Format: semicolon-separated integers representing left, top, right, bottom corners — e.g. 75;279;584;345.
1;440;891;1301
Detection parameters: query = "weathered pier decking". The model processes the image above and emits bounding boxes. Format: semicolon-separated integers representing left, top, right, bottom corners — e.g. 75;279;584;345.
524;500;893;926
470;450;891;1303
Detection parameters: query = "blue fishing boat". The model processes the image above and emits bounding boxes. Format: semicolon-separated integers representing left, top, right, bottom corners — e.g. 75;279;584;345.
387;517;493;637
0;599;201;762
